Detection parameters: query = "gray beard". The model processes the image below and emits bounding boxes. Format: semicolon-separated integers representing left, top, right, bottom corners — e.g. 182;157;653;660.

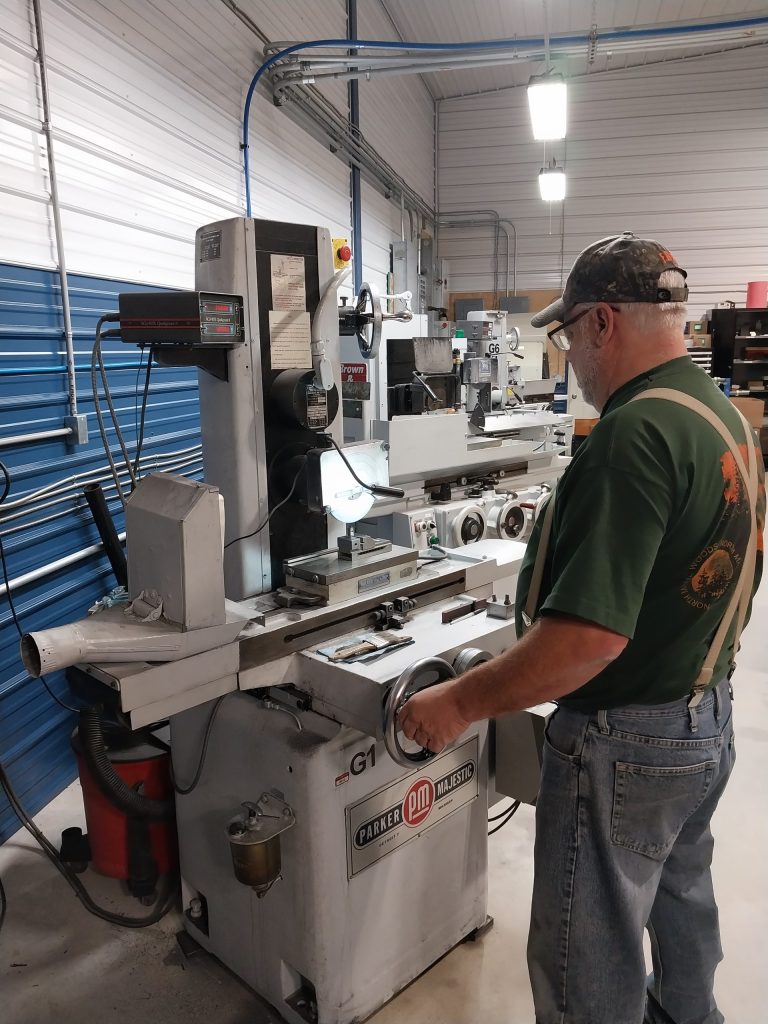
574;360;598;410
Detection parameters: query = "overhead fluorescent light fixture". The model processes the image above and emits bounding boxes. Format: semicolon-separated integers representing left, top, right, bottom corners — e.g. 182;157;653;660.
527;75;567;140
538;160;566;201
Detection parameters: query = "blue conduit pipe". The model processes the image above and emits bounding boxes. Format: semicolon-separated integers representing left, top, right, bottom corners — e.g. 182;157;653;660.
241;17;768;215
346;0;363;295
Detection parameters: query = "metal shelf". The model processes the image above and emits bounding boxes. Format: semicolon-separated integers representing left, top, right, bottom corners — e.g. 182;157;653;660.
733;359;768;365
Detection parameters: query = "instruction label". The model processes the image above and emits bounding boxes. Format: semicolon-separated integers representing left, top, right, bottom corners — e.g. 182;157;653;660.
270;254;307;311
199;230;221;262
306;388;329;429
346;736;478;876
268;310;312;369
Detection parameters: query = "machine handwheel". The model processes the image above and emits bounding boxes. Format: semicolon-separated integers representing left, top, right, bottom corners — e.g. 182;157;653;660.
452;647;492;675
383;657;456;767
355;282;383;360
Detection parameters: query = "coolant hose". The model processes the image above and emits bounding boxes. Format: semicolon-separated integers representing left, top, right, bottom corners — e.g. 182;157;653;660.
78;709;175;822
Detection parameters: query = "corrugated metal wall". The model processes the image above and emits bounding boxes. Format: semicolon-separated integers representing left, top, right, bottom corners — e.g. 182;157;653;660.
357;1;436;207
0;0;436;839
1;0;435;284
438;48;768;318
0;264;201;841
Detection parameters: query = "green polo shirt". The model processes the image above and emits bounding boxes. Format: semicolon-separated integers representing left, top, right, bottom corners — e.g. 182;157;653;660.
515;356;766;710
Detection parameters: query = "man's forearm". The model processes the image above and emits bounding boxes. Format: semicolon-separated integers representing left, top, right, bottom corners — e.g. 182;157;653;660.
453;615;627;723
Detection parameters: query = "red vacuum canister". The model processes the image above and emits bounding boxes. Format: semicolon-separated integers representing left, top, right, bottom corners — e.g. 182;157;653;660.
73;728;177;880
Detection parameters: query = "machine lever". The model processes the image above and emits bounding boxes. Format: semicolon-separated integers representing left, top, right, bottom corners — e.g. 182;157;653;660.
369;483;405;499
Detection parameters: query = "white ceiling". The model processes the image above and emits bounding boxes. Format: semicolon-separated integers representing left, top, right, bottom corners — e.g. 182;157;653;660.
379;0;768;98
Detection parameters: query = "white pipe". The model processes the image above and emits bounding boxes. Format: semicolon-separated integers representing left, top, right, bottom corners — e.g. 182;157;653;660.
437;211;511;299
0;427;72;449
0;456;203;525
31;0;77;418
0;533;126;598
0;444;203;511
0;462;203;537
294;55;536;84
281;24;768;69
299;52;540;71
312;266;351;390
287;28;768;83
298;51;534;66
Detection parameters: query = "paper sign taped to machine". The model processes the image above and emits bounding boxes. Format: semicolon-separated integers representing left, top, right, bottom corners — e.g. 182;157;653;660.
268;310;312;369
270;254;306;311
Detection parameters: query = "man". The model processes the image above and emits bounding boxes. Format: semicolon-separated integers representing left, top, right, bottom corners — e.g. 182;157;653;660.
400;232;765;1024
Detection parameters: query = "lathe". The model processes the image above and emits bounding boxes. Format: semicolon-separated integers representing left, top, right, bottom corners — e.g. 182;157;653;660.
21;218;571;1024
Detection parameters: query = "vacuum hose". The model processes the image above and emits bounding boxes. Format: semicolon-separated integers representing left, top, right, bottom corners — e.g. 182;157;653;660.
83;483;128;587
78;709;174;821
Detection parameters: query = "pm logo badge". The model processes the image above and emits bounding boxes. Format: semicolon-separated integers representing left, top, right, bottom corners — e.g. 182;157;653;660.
403;778;435;828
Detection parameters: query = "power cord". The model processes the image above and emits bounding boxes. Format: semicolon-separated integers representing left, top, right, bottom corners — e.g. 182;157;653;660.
133;345;145;446
96;324;136;491
323;436;403;499
133;347;154;480
0;461;77;713
90;315;131;505
488;799;521;836
133;345;145;477
170;695;227;795
223;461;305;550
0;761;176;929
488;799;518;822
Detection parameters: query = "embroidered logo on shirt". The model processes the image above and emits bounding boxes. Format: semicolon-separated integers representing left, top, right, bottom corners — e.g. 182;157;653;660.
681;540;742;610
720;445;750;509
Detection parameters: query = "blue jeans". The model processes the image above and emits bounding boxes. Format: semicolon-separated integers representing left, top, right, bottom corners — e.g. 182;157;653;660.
528;678;735;1024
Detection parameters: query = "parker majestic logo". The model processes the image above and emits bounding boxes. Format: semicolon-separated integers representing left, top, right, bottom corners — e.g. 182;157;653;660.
403;778;434;827
354;760;476;849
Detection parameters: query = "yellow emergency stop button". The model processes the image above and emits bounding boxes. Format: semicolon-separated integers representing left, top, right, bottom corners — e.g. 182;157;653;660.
333;238;352;269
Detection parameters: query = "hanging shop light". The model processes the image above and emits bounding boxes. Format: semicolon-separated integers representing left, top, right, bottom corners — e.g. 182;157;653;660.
538;159;566;201
527;74;567;140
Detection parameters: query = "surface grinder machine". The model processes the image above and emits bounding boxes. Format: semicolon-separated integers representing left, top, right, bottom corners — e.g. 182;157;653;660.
21;218;571;1024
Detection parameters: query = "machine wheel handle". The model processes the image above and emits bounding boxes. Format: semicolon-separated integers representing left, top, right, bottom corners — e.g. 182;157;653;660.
383;657;457;767
354;282;413;361
355;282;383;360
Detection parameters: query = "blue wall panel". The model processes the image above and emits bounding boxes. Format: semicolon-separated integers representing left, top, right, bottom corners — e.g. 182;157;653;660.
0;263;202;842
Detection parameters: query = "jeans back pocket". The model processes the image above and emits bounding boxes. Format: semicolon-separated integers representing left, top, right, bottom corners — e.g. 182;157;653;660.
611;759;717;861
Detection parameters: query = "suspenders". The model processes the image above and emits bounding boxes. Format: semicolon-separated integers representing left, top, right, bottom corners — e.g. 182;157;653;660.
521;389;760;704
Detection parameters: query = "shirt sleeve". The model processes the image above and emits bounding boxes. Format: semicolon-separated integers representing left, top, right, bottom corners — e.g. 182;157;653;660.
540;463;673;638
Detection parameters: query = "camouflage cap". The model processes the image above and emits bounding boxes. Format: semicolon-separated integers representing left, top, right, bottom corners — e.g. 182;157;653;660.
531;231;688;328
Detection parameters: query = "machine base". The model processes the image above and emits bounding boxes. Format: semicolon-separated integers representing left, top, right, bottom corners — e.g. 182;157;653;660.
463;914;495;943
172;693;489;1024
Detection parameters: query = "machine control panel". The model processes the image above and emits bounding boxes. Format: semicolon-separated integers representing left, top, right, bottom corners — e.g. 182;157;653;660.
118;290;244;347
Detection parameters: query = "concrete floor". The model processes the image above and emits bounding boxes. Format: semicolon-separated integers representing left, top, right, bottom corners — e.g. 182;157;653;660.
2;577;766;1024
